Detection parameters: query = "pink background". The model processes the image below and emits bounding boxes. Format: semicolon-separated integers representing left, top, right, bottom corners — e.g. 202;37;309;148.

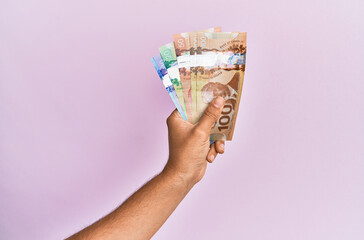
1;0;364;239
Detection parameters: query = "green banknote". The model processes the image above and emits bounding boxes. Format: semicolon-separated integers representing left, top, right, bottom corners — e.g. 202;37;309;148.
159;43;188;119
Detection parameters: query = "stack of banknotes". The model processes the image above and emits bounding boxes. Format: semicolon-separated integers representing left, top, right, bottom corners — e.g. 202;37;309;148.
151;27;247;141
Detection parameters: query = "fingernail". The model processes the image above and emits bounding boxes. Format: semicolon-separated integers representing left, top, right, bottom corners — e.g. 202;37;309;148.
209;154;215;162
213;97;224;108
220;144;225;152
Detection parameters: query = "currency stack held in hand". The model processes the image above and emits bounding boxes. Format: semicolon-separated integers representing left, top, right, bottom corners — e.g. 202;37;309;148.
151;27;247;141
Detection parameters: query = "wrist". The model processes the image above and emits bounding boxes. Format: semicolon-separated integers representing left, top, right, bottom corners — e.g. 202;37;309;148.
161;165;196;192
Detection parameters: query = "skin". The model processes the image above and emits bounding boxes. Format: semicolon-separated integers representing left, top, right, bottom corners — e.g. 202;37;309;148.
67;96;226;240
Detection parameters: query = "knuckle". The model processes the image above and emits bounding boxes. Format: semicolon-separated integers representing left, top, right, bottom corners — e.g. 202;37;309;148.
167;110;180;127
166;115;173;126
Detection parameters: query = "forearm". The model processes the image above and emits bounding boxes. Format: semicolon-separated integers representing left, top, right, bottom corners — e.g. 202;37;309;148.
67;168;194;240
67;98;226;240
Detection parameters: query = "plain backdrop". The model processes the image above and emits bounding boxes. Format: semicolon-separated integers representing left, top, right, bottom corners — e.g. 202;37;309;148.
1;0;363;239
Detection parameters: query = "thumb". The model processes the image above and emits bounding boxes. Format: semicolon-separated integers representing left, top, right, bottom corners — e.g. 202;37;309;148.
195;96;225;133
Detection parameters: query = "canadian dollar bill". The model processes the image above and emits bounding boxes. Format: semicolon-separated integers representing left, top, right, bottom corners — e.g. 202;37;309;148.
173;33;193;122
195;32;247;140
189;31;199;123
151;55;187;120
159;43;188;119
173;27;221;123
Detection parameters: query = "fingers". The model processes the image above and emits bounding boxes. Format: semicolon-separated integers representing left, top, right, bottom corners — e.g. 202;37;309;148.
215;140;225;154
195;97;225;134
207;143;217;163
207;140;225;163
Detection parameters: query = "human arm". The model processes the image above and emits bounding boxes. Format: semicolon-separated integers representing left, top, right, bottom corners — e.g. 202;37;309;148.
67;96;226;240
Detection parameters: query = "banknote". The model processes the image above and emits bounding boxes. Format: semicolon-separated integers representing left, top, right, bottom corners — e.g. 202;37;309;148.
173;27;221;123
195;31;208;123
173;33;192;121
151;54;187;120
189;31;199;123
195;32;247;140
159;43;188;119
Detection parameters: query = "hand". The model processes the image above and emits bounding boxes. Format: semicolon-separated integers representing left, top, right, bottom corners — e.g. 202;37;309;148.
163;97;226;186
